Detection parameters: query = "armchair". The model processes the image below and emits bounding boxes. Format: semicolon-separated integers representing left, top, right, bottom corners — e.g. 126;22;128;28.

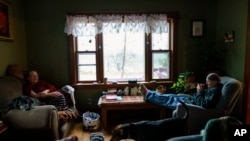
172;76;244;134
0;76;59;140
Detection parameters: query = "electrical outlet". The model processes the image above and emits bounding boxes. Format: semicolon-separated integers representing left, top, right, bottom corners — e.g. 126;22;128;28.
87;98;92;105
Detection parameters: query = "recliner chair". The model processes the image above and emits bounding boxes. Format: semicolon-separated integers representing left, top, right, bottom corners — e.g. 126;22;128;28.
0;76;59;140
172;76;244;134
0;64;78;140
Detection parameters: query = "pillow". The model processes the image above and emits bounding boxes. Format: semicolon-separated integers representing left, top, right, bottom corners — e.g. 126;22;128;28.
5;64;26;84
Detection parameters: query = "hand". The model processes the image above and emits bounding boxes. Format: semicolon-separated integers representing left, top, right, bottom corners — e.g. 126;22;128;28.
196;83;205;92
41;89;50;93
58;111;69;122
58;108;78;123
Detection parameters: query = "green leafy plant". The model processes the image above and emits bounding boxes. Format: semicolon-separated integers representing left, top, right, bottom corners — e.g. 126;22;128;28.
169;71;194;94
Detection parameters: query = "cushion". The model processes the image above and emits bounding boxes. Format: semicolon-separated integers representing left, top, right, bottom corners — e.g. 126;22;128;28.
215;76;243;113
5;64;26;85
0;76;23;114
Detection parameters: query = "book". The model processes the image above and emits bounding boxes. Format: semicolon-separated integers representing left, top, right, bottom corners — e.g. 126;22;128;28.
116;96;122;101
105;93;117;100
0;121;8;133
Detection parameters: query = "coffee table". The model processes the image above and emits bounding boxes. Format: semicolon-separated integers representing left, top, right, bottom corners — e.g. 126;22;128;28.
98;95;168;128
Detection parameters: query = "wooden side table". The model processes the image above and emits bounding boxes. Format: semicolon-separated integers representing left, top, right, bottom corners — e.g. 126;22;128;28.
98;96;167;129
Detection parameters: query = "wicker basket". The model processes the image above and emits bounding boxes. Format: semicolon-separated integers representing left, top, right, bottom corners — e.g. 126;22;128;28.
82;111;100;130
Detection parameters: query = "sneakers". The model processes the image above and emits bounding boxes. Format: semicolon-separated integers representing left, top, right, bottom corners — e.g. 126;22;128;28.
90;132;105;141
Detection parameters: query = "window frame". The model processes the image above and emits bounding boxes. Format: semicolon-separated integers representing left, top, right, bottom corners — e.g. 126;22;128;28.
68;12;179;86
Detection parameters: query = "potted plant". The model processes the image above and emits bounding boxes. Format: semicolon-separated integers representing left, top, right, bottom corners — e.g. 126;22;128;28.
168;71;195;94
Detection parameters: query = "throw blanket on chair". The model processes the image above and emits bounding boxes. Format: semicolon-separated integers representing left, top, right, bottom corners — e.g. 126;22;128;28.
8;95;41;111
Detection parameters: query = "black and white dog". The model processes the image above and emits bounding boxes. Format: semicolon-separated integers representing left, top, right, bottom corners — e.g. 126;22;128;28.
110;100;189;141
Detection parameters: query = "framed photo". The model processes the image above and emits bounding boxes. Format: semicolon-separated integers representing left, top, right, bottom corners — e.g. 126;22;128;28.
224;31;234;43
191;20;204;37
0;0;14;41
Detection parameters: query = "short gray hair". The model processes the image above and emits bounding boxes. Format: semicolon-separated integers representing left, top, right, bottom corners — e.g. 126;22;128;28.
206;73;221;82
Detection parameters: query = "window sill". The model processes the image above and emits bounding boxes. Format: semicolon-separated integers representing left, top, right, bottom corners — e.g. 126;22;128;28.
72;81;173;89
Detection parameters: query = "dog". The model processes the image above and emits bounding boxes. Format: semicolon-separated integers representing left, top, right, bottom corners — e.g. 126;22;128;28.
110;100;189;141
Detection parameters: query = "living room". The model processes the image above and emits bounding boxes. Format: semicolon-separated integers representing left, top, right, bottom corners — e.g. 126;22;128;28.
0;0;249;139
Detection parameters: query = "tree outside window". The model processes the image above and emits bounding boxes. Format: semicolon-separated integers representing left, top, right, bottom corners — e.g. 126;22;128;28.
65;12;178;83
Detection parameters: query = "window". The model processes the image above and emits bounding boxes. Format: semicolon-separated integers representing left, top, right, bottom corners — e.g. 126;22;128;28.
102;27;145;82
66;12;178;84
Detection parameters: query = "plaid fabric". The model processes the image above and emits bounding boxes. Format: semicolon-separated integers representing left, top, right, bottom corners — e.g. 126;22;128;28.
47;94;68;110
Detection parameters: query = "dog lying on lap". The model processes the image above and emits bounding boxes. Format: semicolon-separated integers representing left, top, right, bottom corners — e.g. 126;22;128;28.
110;100;189;141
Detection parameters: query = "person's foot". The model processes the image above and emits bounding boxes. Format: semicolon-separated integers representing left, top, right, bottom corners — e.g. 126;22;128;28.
140;84;148;100
156;85;166;94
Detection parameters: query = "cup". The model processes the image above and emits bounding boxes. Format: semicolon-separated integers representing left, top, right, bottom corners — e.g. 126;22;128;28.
103;77;107;84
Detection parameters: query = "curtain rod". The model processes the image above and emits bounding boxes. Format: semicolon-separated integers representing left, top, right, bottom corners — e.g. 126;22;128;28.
66;11;179;17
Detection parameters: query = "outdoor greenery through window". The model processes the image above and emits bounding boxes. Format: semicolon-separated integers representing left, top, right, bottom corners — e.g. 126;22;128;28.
65;12;178;84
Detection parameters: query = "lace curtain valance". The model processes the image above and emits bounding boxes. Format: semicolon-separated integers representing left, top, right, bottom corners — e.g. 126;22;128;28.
64;14;168;36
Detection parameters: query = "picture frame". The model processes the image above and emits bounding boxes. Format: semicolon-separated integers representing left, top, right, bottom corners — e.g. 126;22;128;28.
0;0;14;41
224;31;235;43
191;20;204;37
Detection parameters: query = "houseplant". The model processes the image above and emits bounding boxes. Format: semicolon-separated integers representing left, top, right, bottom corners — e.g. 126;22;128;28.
168;71;195;94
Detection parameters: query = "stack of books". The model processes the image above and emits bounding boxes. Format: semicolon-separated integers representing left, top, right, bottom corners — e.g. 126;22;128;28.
104;88;122;100
105;93;117;100
105;88;117;100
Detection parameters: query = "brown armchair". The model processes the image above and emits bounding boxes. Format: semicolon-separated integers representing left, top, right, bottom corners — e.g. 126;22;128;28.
0;76;59;140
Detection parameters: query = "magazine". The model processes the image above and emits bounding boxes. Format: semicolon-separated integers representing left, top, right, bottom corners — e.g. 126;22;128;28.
0;121;8;133
105;93;117;100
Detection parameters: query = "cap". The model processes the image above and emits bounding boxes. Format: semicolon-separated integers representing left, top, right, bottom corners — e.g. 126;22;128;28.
206;73;221;82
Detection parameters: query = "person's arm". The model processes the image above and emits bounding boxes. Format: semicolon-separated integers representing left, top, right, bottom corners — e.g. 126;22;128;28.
193;84;222;108
39;80;62;97
30;90;48;99
42;80;58;92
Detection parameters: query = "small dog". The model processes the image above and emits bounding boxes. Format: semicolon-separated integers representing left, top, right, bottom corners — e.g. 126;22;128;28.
110;100;189;141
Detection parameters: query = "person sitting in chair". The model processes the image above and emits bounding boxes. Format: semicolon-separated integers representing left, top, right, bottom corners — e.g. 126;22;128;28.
23;70;78;122
142;73;223;110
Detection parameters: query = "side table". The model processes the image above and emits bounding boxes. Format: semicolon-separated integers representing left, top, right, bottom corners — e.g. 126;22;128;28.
98;96;168;129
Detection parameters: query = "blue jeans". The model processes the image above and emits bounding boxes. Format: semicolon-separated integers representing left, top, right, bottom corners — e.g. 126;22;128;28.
145;90;193;110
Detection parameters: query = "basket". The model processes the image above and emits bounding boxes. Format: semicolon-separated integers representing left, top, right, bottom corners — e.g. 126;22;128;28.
82;111;100;130
90;132;105;141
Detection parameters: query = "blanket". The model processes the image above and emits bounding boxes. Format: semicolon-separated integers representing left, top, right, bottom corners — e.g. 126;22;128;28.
8;95;41;111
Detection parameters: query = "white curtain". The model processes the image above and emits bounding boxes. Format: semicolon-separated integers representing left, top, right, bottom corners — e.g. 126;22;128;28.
64;14;168;36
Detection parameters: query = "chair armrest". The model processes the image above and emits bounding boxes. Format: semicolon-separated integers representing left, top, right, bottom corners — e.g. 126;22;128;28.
173;103;226;134
173;103;226;117
167;134;202;141
3;105;58;129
